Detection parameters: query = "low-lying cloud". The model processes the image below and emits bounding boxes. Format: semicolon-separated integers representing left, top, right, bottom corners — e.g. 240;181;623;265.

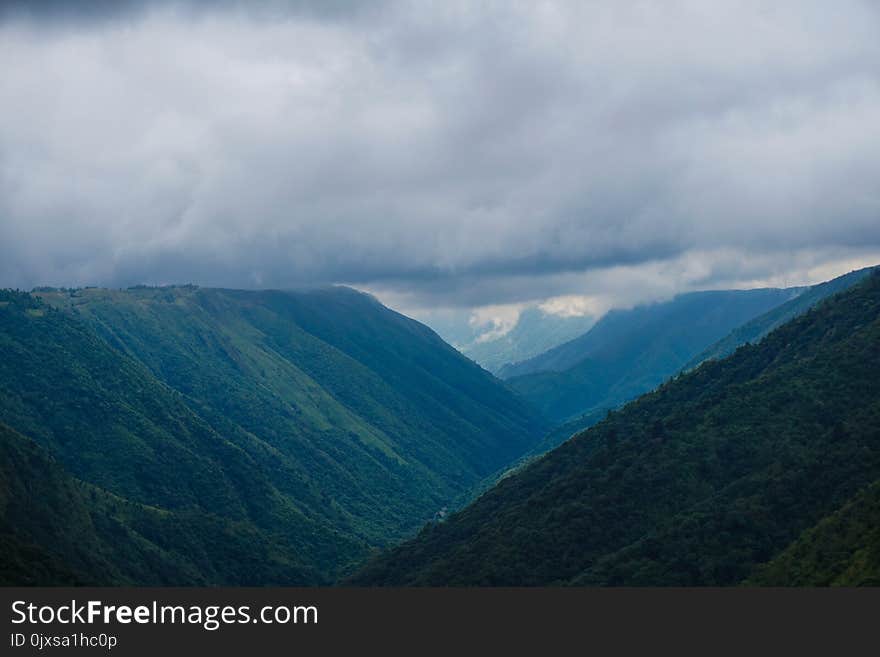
2;1;879;315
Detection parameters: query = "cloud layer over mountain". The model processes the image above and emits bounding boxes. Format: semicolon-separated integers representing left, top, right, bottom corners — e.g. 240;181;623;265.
2;1;879;313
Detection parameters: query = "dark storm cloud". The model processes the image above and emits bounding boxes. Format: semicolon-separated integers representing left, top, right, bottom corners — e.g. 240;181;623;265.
0;1;382;23
1;1;880;310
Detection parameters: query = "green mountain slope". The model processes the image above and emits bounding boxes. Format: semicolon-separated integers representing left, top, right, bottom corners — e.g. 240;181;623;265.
747;480;880;586
0;286;544;584
502;288;800;422
0;422;328;585
0;421;116;586
350;272;880;586
686;266;876;370
0;289;366;582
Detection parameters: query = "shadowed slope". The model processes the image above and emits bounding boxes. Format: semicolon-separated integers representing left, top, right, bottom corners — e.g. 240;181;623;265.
351;273;880;586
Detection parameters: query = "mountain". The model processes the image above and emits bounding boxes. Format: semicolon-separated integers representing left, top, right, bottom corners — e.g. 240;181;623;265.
747;481;880;586
424;306;596;374
686;266;877;369
350;271;880;586
0;421;123;586
0;422;318;585
460;308;597;374
501;287;801;423
498;288;801;379
0;285;545;584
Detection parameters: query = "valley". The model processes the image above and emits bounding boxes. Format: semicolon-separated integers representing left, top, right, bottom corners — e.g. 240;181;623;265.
2;267;878;586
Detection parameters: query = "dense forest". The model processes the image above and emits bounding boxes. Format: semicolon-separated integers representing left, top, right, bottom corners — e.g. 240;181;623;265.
0;286;544;584
0;421;325;585
3;269;879;586
748;480;880;586
351;272;880;585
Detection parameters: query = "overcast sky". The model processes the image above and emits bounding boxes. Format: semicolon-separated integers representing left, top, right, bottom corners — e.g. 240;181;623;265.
2;1;879;323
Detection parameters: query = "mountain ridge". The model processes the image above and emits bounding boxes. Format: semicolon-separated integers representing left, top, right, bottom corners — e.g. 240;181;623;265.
502;287;802;423
685;266;877;370
350;271;880;586
0;284;545;584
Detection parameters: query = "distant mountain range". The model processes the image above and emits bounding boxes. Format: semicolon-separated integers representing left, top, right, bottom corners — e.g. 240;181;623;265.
424;306;597;374
500;267;876;428
351;270;880;586
0;285;545;584
685;266;876;369
3;267;878;587
502;287;803;422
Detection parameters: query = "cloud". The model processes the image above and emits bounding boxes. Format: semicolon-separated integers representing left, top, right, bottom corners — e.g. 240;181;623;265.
468;303;525;343
1;1;879;313
539;296;610;319
0;1;385;25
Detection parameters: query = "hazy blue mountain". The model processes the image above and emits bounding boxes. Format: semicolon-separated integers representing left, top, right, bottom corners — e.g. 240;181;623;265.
502;287;801;422
500;288;802;379
686;266;877;369
351;272;880;586
423;306;596;374
0;285;545;584
461;308;597;373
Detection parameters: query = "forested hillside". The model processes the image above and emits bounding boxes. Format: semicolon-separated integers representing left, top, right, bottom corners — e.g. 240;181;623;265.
0;286;544;584
747;481;880;586
686;266;876;369
0;422;326;585
351;272;880;586
502;288;800;422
